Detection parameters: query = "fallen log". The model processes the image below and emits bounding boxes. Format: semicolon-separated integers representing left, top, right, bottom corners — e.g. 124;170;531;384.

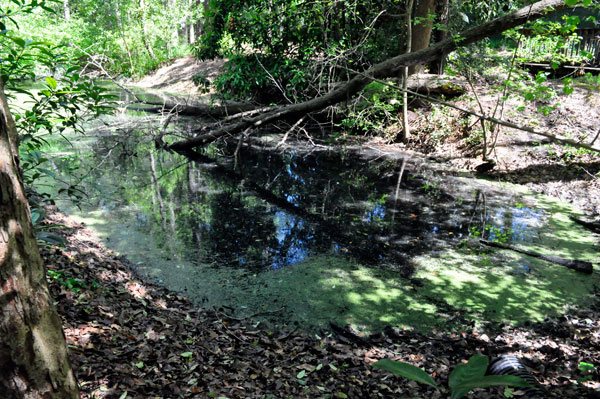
133;74;466;117
404;73;467;97
479;239;593;274
126;101;259;117
168;0;573;152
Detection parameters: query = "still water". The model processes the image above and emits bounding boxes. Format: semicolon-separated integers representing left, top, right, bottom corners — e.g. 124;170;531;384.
43;109;598;332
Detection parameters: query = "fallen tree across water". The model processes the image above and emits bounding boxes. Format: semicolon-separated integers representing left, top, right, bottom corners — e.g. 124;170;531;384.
480;239;594;274
165;0;581;153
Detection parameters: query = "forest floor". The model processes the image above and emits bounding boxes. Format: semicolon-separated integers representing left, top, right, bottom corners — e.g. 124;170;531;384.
43;57;600;398
44;208;600;399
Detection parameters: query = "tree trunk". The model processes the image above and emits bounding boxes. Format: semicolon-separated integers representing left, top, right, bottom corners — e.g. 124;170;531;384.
428;0;449;74
0;83;79;397
169;0;571;152
139;0;158;60
399;0;414;142
63;0;71;21
408;0;436;75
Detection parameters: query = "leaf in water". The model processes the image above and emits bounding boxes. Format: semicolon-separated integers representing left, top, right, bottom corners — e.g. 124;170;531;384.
373;359;439;390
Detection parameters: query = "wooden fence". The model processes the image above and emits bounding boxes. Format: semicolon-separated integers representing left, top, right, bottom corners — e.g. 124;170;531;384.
518;28;600;66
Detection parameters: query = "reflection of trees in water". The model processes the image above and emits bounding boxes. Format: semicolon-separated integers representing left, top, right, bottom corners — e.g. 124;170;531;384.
177;161;322;269
87;136;473;272
231;147;432;270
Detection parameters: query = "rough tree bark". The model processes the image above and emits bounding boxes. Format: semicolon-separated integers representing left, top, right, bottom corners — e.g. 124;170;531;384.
0;81;79;398
169;0;572;152
429;0;450;74
408;0;437;75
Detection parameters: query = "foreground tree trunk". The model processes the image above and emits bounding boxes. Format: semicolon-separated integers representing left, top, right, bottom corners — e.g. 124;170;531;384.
169;0;572;152
0;80;79;398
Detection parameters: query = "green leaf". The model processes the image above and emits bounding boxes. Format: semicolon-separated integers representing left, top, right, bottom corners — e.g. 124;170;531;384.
579;362;595;372
449;354;488;388
373;359;439;390
45;76;57;90
11;36;25;47
35;231;67;246
134;361;144;368
451;375;531;399
180;352;193;358
297;370;306;379
564;0;578;5
118;392;128;399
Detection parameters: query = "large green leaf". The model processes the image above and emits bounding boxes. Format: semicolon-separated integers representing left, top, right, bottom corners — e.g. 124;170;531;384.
449;354;489;388
373;359;439;390
450;375;532;399
45;76;57;90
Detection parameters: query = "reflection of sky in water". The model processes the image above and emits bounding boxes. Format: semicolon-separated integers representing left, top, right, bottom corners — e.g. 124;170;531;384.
271;211;309;268
363;204;386;223
286;164;306;184
285;193;300;205
511;206;543;241
488;206;543;242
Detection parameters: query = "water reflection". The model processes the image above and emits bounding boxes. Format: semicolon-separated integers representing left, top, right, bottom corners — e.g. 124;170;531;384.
50;117;548;275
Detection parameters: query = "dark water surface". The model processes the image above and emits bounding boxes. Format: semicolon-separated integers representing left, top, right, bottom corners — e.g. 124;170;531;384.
43;108;597;331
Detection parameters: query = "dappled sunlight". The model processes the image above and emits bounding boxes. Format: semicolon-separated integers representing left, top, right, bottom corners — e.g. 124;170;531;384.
414;247;598;325
64;325;106;348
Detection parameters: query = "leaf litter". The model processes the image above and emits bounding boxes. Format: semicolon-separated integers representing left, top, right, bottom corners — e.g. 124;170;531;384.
42;208;600;398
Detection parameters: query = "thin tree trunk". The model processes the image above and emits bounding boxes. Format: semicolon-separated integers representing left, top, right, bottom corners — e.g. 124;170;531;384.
429;0;449;74
409;0;436;75
0;81;79;398
400;0;414;142
116;1;135;75
63;0;71;21
139;0;158;60
169;0;571;152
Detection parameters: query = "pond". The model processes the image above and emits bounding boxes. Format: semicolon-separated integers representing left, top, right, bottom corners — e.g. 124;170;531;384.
40;94;599;333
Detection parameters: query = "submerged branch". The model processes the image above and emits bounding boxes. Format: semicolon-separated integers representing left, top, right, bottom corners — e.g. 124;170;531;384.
480;239;594;274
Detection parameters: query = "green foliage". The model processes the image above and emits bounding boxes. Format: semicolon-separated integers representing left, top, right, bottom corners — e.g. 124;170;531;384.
213;53;311;102
374;354;531;399
1;0;116;206
7;0;199;77
339;81;403;138
47;268;97;292
196;0;407;102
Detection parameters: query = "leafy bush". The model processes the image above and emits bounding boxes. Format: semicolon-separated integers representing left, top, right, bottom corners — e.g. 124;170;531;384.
374;354;531;399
